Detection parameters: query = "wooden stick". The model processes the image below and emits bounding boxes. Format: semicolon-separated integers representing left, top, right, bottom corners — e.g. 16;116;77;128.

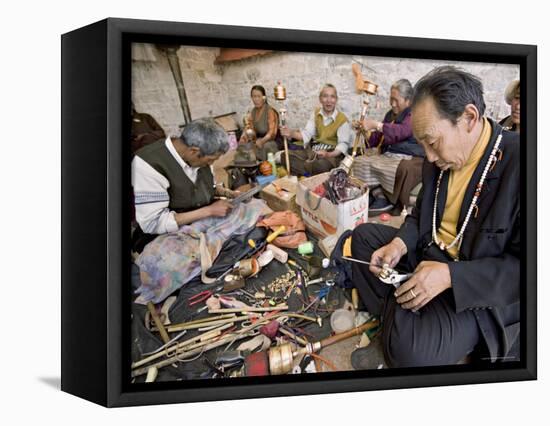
131;332;252;377
208;305;288;314
145;367;158;383
279;327;308;346
167;313;235;330
172;326;236;353
132;323;233;369
166;315;248;332
283;137;291;175
147;302;170;344
133;312;294;375
319;319;379;348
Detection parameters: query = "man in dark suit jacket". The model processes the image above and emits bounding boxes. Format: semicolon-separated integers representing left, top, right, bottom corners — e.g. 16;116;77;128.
351;66;520;368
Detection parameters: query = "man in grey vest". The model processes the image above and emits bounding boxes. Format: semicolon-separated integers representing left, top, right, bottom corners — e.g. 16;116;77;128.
132;118;233;251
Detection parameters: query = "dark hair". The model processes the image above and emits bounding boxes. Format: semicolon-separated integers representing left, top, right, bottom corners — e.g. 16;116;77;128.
411;66;486;124
251;85;267;97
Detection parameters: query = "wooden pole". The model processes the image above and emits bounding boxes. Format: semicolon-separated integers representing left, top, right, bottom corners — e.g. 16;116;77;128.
166;315;248;333
208;305;288;314
131;332;252;377
147;302;170;344
132;323;234;369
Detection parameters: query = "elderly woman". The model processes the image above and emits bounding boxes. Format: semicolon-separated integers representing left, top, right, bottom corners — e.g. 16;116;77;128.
132;118;233;251
353;79;425;214
499;80;520;133
239;85;280;161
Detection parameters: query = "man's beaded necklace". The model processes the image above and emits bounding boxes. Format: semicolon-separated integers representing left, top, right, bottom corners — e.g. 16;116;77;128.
431;131;504;258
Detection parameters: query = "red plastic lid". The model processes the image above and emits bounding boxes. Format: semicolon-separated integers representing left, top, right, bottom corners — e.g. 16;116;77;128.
379;213;391;222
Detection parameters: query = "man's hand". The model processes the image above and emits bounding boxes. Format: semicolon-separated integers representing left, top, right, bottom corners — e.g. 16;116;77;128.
394;261;452;312
369;238;407;275
279;126;291;138
255;139;265;149
316;150;332;158
207;199;233;217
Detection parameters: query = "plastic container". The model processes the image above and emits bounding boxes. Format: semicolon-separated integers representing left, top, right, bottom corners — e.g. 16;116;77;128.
330;308;356;334
267;152;277;177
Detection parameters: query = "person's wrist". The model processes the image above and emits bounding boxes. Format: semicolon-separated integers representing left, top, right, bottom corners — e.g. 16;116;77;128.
442;263;452;289
391;237;408;256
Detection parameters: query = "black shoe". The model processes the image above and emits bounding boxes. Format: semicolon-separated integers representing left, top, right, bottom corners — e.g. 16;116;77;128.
351;334;387;370
369;196;394;215
389;205;404;216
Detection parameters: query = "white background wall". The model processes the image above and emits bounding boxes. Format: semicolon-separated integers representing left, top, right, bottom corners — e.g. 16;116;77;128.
1;0;546;425
132;43;519;137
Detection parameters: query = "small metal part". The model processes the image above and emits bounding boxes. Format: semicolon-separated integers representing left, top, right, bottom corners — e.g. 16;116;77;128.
378;264;413;288
341;257;412;288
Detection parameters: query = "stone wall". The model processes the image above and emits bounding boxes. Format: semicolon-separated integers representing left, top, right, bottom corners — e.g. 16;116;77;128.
131;43;519;137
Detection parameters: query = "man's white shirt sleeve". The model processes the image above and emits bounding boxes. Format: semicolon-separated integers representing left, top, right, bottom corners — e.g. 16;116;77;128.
335;120;352;154
300;113;317;146
132;156;179;234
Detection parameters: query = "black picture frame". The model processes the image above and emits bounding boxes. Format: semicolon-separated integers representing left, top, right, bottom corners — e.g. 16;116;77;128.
61;17;537;407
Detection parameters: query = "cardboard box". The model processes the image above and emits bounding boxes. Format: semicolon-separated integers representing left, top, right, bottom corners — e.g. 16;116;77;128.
260;176;301;215
296;172;369;238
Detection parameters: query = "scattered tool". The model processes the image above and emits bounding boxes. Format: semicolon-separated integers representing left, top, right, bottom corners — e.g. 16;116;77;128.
301;280;334;312
341;256;412;287
266;225;286;243
230;181;269;205
245;318;380;376
216;261;241;282
296;270;309;301
188;285;223;306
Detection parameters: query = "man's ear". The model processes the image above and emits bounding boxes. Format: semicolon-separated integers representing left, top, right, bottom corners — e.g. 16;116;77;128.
463;104;480;132
188;146;201;157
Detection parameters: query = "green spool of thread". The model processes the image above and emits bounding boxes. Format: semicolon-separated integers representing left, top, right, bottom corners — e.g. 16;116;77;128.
298;241;314;255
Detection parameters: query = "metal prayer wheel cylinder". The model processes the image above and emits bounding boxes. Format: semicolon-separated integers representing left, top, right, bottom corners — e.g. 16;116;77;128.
362;80;378;95
339;155;354;174
245;127;257;141
223;273;245;291
274;81;287;100
238;258;260;278
268;343;294;375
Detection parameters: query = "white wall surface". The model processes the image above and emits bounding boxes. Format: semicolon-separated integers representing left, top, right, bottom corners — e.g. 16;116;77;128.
132;43;519;136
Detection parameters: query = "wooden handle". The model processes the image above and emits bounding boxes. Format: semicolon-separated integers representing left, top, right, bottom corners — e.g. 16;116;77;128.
320;319;379;348
266;225;286;243
283;137;290;175
147;302;170;344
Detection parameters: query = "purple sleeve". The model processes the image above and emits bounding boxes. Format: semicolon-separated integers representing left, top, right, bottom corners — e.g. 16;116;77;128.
381;113;413;145
367;130;383;147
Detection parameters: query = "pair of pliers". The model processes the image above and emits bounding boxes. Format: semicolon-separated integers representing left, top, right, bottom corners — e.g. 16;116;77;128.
188;284;225;306
188;290;213;306
341;256;412;288
378;264;413;288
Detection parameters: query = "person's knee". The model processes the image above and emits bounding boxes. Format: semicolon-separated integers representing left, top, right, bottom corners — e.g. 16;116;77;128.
384;320;467;368
351;223;379;257
385;332;424;368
